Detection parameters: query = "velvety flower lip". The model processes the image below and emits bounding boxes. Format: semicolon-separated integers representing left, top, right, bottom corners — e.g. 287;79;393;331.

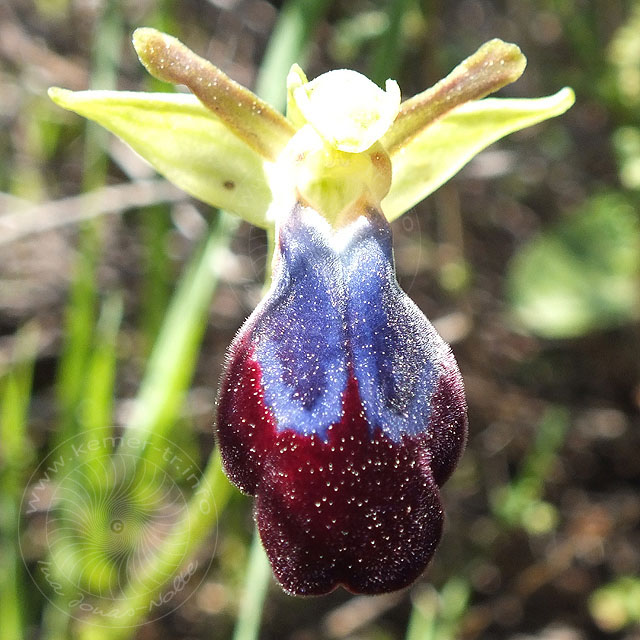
217;201;467;595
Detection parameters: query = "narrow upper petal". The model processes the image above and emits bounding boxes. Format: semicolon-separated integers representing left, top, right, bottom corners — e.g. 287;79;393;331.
381;39;526;155
133;27;294;161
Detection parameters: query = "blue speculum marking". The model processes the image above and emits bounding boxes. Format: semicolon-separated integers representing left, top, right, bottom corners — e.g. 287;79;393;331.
253;209;347;437
252;203;449;442
216;200;467;595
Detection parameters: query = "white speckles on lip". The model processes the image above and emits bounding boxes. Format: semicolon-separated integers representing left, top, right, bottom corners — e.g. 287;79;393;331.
217;196;467;595
253;400;449;595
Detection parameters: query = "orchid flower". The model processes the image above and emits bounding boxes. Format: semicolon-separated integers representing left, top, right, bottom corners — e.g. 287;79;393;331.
50;28;574;596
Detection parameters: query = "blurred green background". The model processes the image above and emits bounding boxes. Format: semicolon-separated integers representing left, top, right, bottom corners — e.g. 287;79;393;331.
1;0;639;639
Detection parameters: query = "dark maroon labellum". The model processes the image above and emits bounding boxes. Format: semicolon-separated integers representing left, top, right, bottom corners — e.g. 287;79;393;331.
216;203;467;595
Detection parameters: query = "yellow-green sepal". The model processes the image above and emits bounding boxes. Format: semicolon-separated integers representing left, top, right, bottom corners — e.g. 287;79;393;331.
49;88;273;227
382;87;575;221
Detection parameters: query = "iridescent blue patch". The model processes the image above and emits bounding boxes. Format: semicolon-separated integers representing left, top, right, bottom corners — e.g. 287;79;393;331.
254;207;347;438
253;204;447;442
216;201;468;596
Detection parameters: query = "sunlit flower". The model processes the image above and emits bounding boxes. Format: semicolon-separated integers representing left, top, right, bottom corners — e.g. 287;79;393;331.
50;28;574;595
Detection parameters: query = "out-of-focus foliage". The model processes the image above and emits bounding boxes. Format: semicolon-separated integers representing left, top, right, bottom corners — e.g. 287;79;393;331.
507;193;640;338
506;1;640;339
491;406;569;532
608;2;640;109
589;576;640;632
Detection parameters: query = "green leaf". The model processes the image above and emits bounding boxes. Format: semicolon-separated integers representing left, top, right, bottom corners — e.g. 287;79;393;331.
382;87;575;221
49;88;273;227
507;192;640;338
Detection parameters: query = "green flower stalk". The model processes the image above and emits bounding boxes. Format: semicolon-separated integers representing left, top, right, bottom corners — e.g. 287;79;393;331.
49;28;574;599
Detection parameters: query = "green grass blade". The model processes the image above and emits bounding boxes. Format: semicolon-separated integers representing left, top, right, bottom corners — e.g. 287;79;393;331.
491;406;570;533
405;589;437;640
232;530;272;640
370;0;414;85
83;293;122;432
1;326;38;465
54;226;100;446
254;0;332;109
77;450;234;640
405;578;470;640
139;207;172;354
0;325;39;640
122;211;238;459
80;293;123;471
